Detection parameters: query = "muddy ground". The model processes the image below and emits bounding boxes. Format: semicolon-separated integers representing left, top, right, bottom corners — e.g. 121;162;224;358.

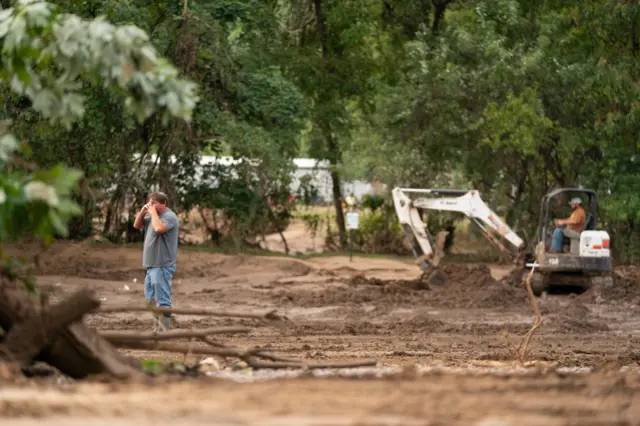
1;241;640;425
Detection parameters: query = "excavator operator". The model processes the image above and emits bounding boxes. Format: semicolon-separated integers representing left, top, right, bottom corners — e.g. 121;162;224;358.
551;197;587;253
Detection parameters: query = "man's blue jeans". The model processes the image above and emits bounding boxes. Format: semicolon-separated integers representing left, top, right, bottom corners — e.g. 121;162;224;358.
144;265;176;308
551;228;565;251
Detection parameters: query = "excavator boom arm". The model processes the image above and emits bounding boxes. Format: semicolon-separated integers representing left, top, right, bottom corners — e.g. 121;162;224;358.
392;187;524;270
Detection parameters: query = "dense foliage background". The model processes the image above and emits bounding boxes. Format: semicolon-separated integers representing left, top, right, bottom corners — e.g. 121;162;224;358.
2;0;639;262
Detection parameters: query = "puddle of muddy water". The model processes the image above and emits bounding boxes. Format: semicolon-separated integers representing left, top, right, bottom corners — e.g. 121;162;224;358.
203;363;639;383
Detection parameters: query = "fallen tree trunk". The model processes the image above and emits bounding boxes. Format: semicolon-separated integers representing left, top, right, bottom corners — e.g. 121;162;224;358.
1;287;101;364
0;271;141;379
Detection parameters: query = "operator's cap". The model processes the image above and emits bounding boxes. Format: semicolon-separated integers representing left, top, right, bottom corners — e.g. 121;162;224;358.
569;197;582;205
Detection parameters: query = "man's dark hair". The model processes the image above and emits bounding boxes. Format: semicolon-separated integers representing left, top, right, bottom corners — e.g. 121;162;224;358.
150;191;168;205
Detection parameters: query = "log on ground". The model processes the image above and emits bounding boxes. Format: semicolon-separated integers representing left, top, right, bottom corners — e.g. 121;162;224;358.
1;287;101;364
0;272;141;379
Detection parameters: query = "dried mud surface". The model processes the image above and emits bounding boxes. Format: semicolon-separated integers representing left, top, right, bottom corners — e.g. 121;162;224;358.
2;241;640;425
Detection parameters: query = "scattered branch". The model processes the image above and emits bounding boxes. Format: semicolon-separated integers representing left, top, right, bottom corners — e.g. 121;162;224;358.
95;305;285;322
114;340;376;370
116;340;273;359
100;326;251;343
241;360;378;370
201;336;301;363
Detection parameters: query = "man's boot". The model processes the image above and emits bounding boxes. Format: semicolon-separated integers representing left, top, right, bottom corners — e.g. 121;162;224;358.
147;300;161;332
160;313;171;331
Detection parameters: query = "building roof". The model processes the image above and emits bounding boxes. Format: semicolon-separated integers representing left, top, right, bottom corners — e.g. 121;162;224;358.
293;158;329;169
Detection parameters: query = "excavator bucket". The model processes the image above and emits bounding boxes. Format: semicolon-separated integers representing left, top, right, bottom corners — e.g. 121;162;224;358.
420;231;450;289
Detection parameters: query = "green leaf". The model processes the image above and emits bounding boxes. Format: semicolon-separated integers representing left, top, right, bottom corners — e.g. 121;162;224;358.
52;167;83;195
0;134;18;162
48;210;68;237
56;198;82;216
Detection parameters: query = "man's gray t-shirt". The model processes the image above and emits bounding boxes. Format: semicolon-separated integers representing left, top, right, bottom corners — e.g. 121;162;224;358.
142;209;179;268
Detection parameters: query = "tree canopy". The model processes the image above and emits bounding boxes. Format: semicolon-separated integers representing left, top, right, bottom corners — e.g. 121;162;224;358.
1;0;639;262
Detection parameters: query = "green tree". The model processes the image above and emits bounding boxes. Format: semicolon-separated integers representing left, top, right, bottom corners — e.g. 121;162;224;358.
2;0;307;242
271;0;383;248
0;0;196;251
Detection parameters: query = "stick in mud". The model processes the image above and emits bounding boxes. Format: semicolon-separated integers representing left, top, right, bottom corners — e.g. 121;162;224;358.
517;267;544;363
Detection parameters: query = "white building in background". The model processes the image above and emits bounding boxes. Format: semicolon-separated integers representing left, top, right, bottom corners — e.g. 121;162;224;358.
132;154;376;204
291;158;374;203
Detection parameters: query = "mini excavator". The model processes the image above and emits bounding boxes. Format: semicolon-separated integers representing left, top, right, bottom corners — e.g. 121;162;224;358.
392;187;613;295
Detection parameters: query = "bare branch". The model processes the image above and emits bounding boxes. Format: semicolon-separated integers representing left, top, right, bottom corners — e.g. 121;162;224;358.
101;326;251;343
242;360;378;370
116;340;376;369
95;305;286;322
115;340;265;358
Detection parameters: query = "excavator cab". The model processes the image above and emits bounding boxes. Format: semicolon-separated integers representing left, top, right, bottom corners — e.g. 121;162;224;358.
537;188;598;253
528;188;613;295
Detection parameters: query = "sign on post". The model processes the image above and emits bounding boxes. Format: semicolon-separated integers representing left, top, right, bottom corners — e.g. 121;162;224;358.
346;211;359;230
346;211;358;262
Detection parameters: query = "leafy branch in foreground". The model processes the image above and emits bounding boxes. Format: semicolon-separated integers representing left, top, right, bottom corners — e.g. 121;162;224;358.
0;0;199;245
0;0;198;127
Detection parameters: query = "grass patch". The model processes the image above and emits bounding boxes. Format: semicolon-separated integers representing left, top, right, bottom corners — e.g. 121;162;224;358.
139;359;187;376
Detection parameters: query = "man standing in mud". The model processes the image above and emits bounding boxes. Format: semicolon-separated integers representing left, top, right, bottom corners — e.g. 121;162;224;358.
133;191;180;331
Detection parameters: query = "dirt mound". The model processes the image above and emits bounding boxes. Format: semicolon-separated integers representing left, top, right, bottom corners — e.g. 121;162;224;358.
428;264;529;309
422;264;530;309
347;274;430;290
274;281;429;308
579;269;640;303
550;313;610;333
278;264;531;310
387;314;446;333
9;242;316;283
538;296;610;333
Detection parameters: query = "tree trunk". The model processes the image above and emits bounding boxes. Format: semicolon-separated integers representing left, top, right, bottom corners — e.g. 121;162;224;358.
632;11;639;58
0;271;141;379
314;0;348;248
505;157;529;227
329;165;347;248
431;0;453;35
1;287;101;364
266;204;290;254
